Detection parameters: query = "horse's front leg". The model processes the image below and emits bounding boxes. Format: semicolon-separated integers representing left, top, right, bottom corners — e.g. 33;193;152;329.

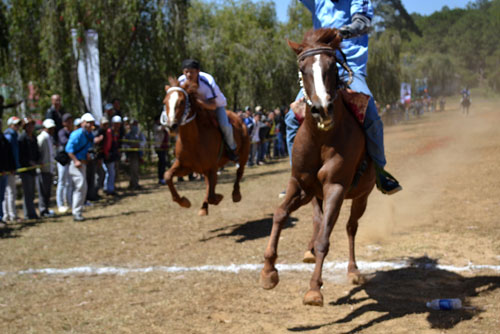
164;161;191;208
261;177;312;290
304;183;345;306
303;197;323;263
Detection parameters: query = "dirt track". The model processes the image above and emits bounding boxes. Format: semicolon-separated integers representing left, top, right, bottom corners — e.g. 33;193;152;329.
1;98;499;333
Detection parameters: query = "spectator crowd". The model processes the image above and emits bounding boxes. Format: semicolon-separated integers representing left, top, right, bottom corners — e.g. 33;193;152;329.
0;94;166;224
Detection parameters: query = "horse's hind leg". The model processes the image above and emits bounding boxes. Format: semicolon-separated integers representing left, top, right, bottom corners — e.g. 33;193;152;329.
232;162;245;202
164;161;191;208
303;197;322;263
261;177;312;290
207;169;223;205
346;193;369;285
199;169;223;216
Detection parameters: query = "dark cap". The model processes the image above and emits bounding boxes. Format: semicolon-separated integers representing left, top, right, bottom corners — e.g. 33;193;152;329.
181;59;200;70
62;113;73;122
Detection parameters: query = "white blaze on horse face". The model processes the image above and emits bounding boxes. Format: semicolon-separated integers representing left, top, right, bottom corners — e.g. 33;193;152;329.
167;91;181;126
312;55;329;109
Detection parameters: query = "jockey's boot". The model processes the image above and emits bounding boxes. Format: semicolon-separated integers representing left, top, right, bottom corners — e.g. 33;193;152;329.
375;165;402;195
226;147;239;162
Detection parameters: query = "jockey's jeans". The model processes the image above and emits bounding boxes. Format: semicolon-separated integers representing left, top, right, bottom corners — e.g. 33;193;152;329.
215;106;237;150
286;73;386;168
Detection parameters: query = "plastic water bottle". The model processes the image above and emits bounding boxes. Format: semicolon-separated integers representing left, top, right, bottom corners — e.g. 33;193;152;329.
426;298;462;310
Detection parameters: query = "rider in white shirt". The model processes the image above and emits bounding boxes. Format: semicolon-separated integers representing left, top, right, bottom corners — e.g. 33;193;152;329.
178;59;238;161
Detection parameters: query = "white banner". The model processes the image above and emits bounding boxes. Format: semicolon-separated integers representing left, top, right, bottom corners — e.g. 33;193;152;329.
71;29;103;122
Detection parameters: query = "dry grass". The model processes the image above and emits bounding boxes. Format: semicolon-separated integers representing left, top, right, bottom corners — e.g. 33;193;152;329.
1;97;499;333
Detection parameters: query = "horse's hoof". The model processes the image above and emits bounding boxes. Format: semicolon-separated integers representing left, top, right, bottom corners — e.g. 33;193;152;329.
232;190;242;203
208;194;223;205
303;250;316;263
303;289;324;306
198;208;208;216
260;269;279;290
347;271;366;285
178;197;191;208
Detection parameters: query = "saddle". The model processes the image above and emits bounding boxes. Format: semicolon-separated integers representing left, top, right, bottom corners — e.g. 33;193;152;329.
340;88;370;124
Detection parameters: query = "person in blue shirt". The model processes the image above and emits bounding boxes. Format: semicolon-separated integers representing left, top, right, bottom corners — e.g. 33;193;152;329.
65;113;95;221
286;0;401;195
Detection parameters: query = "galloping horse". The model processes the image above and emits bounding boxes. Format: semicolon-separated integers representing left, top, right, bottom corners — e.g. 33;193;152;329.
162;79;250;216
260;28;376;306
461;92;471;115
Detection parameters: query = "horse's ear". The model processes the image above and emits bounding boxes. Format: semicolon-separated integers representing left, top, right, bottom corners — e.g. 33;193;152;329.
287;39;303;55
168;76;178;87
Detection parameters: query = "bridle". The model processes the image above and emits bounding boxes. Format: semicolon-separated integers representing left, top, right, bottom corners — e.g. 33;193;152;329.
163;86;196;126
297;46;354;107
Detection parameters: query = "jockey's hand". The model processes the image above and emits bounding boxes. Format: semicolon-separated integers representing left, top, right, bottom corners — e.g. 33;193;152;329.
290;97;306;119
339;14;371;39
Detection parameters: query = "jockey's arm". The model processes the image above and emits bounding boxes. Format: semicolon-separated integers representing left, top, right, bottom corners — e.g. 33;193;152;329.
196;97;217;112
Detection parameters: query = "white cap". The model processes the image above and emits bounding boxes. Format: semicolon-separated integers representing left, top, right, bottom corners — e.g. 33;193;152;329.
7;116;22;126
42;119;56;129
111;115;122;123
74;118;82;126
81;113;95;123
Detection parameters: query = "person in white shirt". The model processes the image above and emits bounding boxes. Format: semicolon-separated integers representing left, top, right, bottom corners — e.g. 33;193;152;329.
37;119;56;217
178;59;238;161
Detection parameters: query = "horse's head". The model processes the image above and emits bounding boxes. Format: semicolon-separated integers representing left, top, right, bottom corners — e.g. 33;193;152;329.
162;78;198;130
288;28;350;131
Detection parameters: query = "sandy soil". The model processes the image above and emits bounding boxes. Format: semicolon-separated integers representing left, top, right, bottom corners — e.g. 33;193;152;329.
0;98;499;333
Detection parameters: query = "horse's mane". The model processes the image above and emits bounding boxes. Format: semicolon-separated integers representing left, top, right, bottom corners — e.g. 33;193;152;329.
301;28;342;50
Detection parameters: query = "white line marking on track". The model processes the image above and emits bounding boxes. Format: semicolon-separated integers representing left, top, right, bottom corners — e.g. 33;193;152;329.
1;261;499;277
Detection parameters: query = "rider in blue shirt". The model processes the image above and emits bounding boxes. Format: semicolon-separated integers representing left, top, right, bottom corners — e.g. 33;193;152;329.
286;0;401;195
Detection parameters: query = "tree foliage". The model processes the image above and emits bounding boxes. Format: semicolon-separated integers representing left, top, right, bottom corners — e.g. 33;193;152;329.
1;0;498;128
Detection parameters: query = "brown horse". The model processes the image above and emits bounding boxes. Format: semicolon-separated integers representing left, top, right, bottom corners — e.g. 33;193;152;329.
162;79;250;216
260;28;376;306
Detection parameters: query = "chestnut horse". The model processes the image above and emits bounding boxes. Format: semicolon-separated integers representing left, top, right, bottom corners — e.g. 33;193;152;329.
162;79;250;216
260;28;376;306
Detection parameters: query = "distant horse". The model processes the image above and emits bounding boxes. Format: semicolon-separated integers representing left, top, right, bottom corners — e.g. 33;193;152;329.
461;93;471;115
162;79;250;216
260;28;376;306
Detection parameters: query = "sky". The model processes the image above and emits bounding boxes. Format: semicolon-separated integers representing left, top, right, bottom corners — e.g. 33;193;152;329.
274;0;473;22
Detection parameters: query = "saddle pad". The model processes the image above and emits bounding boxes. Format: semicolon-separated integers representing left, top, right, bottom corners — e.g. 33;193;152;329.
340;88;370;124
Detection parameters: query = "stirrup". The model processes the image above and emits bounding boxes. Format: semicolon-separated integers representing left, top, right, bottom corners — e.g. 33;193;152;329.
375;165;402;195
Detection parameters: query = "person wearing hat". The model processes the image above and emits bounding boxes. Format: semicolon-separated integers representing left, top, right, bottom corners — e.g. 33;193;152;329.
0;119;16;224
37;119;57;218
2;116;22;222
45;94;65;145
56;113;74;213
104;103;114;120
65;113;95;222
18;117;40;220
178;59;238;162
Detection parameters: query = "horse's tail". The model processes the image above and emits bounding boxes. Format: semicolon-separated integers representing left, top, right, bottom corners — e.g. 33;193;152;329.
226;110;250;164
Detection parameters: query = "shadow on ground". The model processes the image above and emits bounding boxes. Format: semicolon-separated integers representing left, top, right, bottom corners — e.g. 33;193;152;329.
200;214;299;243
288;256;500;333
